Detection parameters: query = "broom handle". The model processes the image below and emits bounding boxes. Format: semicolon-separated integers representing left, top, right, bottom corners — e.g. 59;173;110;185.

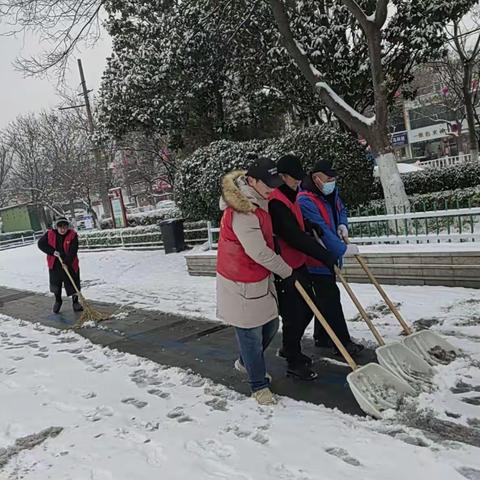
333;266;386;346
345;240;413;336
59;258;83;298
295;281;358;371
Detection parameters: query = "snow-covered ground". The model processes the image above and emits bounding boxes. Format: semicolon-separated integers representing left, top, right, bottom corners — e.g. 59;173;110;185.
0;315;479;480
0;245;480;478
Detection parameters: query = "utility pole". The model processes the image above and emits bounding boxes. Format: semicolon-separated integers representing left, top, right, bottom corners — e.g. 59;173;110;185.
77;58;111;218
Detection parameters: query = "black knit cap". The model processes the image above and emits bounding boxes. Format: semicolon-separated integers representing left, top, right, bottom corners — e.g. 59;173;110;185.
276;154;306;181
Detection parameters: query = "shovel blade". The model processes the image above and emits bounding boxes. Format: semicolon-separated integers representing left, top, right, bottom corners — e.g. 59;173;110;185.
402;331;459;366
376;342;434;390
347;363;415;419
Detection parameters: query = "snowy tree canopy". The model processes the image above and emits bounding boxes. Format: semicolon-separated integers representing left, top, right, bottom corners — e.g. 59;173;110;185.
98;0;478;148
97;0;287;151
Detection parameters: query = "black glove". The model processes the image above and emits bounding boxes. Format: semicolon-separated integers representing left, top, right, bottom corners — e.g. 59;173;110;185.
304;219;324;238
283;268;312;290
322;250;337;269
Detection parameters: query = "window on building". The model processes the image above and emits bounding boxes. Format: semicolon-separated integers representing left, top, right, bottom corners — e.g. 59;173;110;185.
389;104;406;132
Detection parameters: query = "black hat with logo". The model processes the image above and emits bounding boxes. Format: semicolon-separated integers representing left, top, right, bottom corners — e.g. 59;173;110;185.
246;157;283;188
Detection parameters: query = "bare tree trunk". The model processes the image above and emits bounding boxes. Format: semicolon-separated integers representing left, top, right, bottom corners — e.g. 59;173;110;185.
268;0;410;217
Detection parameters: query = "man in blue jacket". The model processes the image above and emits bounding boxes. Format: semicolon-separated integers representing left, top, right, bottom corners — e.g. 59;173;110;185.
297;160;364;356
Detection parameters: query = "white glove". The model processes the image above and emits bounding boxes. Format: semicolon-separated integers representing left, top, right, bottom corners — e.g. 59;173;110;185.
53;251;61;258
337;224;349;241
344;244;360;257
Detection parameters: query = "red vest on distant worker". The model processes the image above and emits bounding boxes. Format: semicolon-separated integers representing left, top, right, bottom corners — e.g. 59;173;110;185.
46;229;79;272
217;207;274;282
268;188;306;269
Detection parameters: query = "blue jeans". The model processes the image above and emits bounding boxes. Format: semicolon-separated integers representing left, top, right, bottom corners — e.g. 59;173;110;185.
234;318;279;392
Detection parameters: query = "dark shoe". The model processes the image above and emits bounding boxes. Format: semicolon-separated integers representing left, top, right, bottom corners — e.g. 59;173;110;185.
286;362;318;381
315;340;364;358
53;300;62;314
277;348;313;366
332;341;365;357
72;295;84;312
343;341;365;356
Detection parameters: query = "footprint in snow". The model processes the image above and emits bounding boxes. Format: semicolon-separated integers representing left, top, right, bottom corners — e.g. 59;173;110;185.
181;373;206;388
52;336;79;344
147;388;170;399
121;398;148;409
205;398;229;412
185;438;234;460
166;407;193;423
458;467;480;480
84;406;114;422
268;463;312;480
82;392;97;400
462;396;480;406
325;447;362;467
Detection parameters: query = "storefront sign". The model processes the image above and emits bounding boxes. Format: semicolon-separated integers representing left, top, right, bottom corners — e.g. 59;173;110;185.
409;123;449;143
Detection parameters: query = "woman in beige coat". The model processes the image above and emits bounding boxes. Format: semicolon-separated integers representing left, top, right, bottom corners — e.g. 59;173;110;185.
216;158;294;405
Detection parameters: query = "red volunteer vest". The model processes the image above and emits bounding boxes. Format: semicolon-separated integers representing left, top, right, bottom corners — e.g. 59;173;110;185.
46;229;79;272
268;188;306;269
217;207;274;283
297;191;333;269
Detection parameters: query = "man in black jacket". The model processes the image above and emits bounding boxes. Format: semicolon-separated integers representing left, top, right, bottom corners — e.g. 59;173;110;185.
269;154;335;380
38;217;83;313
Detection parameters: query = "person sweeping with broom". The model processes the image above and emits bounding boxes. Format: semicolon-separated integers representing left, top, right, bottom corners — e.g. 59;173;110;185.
38;217;84;314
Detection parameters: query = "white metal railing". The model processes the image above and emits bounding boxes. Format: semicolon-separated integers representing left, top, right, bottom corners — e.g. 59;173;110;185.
420;153;473;169
0;231;44;251
206;208;480;249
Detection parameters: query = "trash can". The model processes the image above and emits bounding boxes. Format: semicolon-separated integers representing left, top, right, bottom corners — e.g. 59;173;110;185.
159;219;187;254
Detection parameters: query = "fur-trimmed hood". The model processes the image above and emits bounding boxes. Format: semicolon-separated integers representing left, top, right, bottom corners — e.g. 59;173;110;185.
219;170;268;213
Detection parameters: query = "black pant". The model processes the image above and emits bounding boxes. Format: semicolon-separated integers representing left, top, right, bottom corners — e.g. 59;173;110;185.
49;261;80;297
275;265;314;362
311;274;351;347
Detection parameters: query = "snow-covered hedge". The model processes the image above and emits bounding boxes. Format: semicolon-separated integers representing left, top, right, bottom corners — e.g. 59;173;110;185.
371;161;480;200
100;201;181;229
175;125;372;221
79;221;208;248
358;186;480;216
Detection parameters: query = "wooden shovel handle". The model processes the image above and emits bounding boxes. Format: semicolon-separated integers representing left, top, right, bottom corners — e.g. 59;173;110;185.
343;238;413;336
334;266;386;346
353;254;413;336
295;281;358;371
312;229;386;345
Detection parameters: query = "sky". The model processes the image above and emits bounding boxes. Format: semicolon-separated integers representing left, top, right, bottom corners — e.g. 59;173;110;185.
0;27;112;130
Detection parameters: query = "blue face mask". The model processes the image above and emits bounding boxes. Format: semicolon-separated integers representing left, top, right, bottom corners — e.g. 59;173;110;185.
321;180;336;196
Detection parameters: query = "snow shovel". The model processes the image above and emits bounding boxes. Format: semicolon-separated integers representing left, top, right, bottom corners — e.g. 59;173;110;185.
295;281;415;419
59;258;110;329
334;265;434;389
348;243;459;366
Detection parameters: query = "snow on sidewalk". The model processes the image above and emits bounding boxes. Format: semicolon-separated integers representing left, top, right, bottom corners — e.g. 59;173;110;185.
1;245;480;456
0;315;478;480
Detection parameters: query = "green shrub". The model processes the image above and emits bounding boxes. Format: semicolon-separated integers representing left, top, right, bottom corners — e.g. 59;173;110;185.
176;125;372;221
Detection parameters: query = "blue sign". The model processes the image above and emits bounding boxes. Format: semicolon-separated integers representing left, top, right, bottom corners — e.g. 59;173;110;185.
392;132;408;147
